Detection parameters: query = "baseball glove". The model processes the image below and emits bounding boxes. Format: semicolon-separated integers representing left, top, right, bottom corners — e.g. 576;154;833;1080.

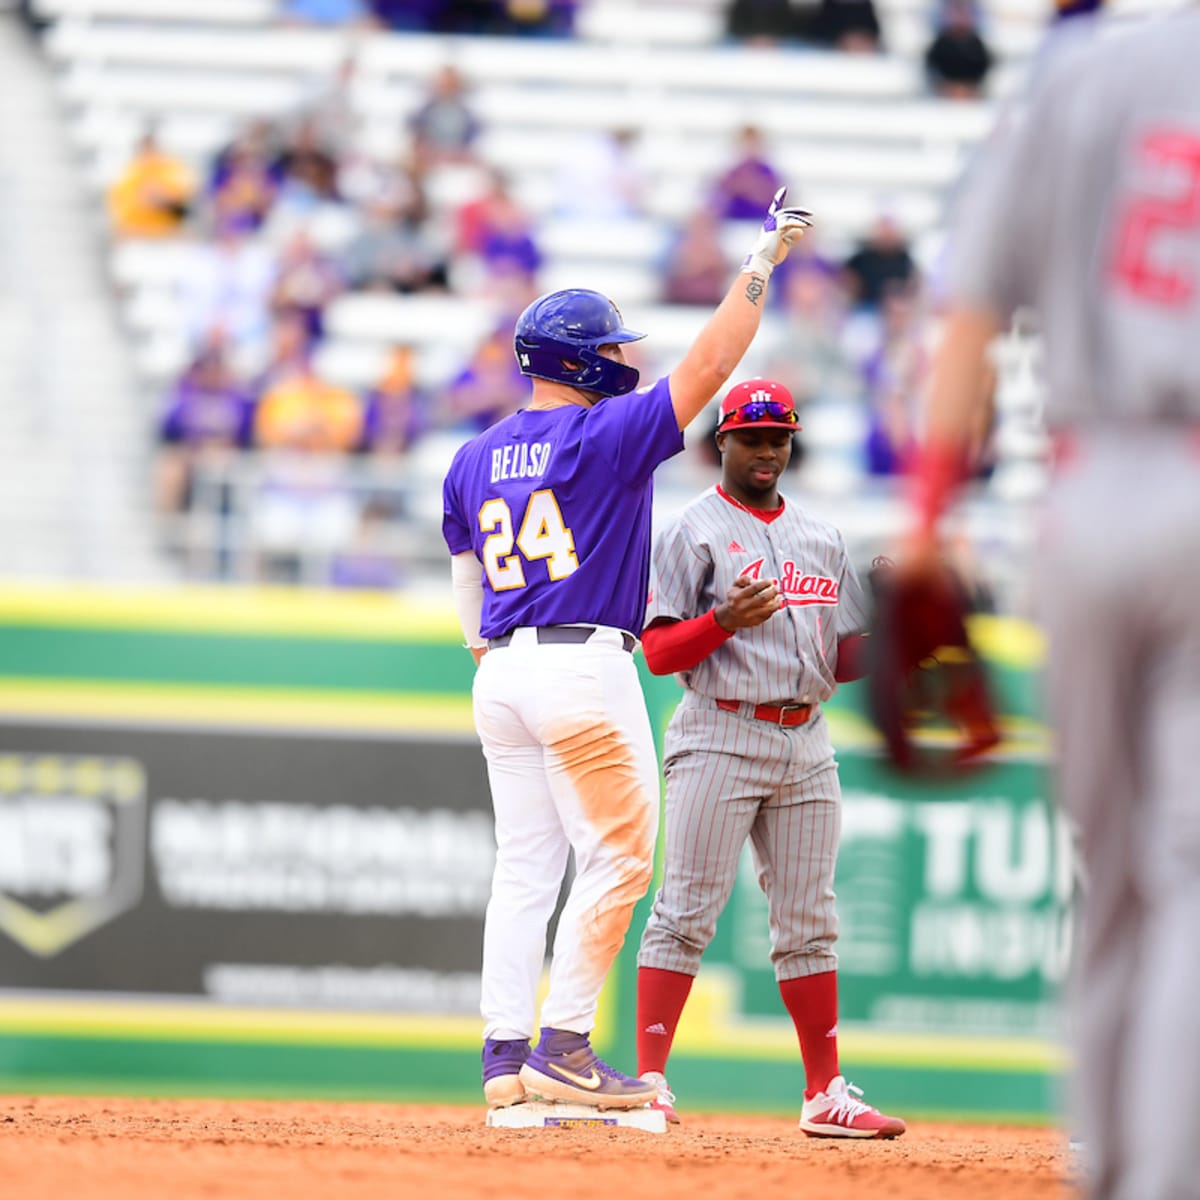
864;556;1001;775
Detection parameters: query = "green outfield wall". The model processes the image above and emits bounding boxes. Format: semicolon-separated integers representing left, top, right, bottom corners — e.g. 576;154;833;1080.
0;585;1067;1122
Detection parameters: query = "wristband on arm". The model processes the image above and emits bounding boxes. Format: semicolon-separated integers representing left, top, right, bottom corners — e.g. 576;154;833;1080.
908;438;969;537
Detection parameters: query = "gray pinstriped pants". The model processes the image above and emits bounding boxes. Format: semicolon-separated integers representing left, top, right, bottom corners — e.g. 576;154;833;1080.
637;696;841;982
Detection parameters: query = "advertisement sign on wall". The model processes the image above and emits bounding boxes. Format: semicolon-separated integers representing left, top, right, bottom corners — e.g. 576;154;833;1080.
0;728;494;1014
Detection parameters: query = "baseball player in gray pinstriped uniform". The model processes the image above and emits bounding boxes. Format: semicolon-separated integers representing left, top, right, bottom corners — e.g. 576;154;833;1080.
905;9;1200;1197
633;378;905;1137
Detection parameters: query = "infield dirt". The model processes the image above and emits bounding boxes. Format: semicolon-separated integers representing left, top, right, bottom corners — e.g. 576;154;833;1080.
0;1095;1076;1199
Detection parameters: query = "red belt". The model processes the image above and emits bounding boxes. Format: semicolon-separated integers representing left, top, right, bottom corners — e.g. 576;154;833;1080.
716;699;816;727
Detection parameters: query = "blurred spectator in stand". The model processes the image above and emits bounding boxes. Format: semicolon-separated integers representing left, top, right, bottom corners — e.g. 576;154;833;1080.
441;322;529;434
860;280;929;476
179;222;277;365
340;192;450;293
266;116;357;247
254;357;362;455
367;0;444;31
494;0;579;37
210;126;282;236
273;117;342;208
454;167;512;255
278;0;375;25
253;309;317;395
840;209;917;312
107;128;196;240
153;329;255;519
364;0;451;28
554;127;647;219
329;499;405;589
724;0;817;44
709;125;785;221
408;64;482;170
660;206;731;306
251;351;365;581
358;345;432;462
810;0;882;52
452;169;542;295
269;228;346;342
924;0;994;99
16;0;51;37
763;263;863;411
210;120;280;189
477;193;543;295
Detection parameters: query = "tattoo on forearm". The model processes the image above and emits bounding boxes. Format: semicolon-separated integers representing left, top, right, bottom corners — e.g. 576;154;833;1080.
744;276;764;306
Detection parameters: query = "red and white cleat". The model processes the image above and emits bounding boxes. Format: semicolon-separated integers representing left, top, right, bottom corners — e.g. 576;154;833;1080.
798;1076;906;1139
640;1072;680;1125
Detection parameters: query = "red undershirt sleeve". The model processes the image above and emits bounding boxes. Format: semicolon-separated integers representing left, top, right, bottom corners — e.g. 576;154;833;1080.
834;634;870;683
641;612;733;676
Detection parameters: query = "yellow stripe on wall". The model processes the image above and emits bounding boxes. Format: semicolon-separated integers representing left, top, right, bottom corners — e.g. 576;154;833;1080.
0;584;462;641
0;997;480;1048
0;976;617;1050
0;995;1064;1072
0;678;477;735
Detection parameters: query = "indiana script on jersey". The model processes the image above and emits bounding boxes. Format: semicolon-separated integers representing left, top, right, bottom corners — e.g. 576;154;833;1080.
741;557;839;606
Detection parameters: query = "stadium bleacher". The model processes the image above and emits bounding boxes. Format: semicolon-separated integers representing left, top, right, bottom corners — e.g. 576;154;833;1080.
29;0;1068;602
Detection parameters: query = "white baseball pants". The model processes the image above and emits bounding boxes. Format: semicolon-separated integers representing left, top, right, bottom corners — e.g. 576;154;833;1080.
472;626;660;1040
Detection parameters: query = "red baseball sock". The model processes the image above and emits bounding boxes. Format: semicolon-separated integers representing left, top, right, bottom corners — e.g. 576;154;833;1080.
636;967;695;1075
779;971;840;1099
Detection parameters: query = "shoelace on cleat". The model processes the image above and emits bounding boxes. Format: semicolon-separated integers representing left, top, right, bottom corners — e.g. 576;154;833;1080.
822;1082;875;1124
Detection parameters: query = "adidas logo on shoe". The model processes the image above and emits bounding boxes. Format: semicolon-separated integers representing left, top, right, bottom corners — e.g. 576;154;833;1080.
643;1022;669;1035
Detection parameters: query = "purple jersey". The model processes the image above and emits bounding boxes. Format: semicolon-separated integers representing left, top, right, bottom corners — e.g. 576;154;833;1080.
442;376;684;639
160;380;255;447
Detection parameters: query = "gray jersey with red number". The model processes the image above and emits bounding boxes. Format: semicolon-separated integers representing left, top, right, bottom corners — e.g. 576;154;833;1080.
946;13;1200;1200
946;11;1200;425
646;486;868;703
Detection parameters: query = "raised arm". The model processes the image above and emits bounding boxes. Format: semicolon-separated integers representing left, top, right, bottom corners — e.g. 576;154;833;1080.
668;188;812;431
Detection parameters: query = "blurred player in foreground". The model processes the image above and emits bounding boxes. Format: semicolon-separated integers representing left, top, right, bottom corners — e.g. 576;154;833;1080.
442;190;812;1111
902;10;1200;1197
633;377;905;1138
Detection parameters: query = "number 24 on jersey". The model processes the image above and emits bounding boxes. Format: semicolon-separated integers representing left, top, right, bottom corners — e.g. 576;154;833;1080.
478;491;579;591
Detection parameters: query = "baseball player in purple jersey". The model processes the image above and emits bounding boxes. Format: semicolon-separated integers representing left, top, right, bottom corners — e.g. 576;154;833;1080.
905;10;1200;1197
633;377;905;1137
442;189;813;1111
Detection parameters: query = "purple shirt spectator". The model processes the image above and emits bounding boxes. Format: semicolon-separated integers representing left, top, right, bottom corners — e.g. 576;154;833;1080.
443;328;530;434
709;125;785;221
369;0;444;30
359;348;432;454
159;354;255;448
480;225;543;281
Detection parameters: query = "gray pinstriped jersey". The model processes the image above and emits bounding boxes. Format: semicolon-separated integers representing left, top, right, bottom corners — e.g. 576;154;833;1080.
947;10;1200;424
645;487;868;703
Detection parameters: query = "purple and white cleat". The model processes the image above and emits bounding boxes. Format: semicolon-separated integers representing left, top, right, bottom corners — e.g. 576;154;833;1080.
518;1027;657;1109
482;1037;530;1109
